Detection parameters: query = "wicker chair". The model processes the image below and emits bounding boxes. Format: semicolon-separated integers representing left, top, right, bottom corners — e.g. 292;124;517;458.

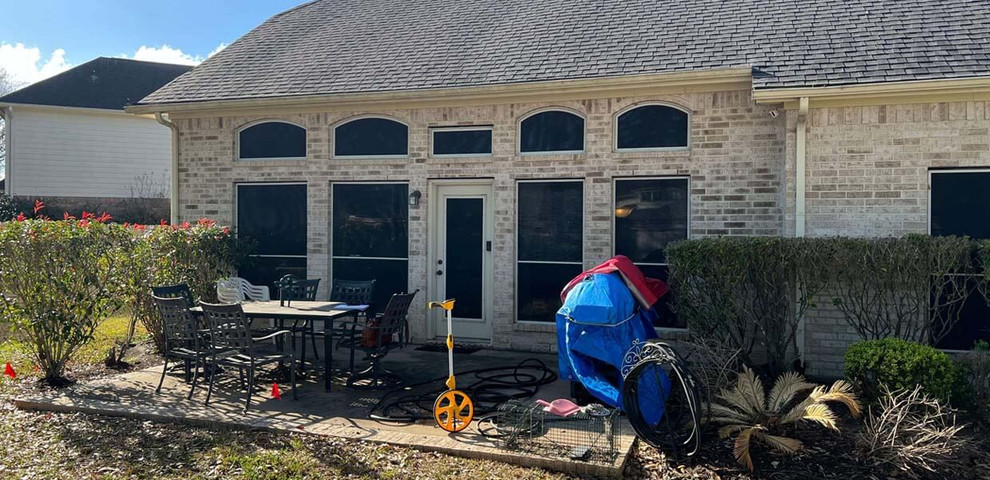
152;295;212;399
199;302;297;411
339;290;418;388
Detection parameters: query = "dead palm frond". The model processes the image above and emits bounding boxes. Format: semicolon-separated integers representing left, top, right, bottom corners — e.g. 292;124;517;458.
713;367;861;471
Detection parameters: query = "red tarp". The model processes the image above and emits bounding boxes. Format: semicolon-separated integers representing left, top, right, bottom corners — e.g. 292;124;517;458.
560;255;669;309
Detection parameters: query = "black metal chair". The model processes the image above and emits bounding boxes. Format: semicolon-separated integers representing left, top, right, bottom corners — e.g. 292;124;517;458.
152;283;196;307
328;279;376;349
277;277;321;367
339;290;418;388
152;295;211;399
199;302;297;411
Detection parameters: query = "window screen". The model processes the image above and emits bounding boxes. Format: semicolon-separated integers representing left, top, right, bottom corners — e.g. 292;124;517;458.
517;181;583;322
332;183;409;308
238;122;306;159
236;184;307;288
615;177;689;328
616;105;689;150
432;128;492;156
930;170;990;349
334;118;408;157
519;111;584;153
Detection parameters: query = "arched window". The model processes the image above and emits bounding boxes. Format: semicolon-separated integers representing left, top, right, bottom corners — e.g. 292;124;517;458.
616;104;689;150
519;110;585;153
238;121;307;160
334;117;408;157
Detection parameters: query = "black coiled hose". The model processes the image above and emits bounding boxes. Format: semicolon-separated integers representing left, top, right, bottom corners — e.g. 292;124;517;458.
369;358;558;422
621;341;702;456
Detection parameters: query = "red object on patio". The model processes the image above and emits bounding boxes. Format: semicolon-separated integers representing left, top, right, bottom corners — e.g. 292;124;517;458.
4;362;16;380
272;382;282;400
560;255;669;309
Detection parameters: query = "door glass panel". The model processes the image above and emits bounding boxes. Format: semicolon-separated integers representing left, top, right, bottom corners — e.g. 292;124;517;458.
445;198;484;320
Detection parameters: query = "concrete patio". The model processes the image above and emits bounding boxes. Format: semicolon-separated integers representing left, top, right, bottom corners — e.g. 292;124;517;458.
13;347;635;478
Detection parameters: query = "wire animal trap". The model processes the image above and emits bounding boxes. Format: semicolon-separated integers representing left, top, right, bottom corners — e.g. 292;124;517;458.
487;400;621;464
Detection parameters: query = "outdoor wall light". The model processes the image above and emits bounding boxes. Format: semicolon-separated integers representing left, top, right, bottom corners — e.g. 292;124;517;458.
409;190;422;206
615;205;635;218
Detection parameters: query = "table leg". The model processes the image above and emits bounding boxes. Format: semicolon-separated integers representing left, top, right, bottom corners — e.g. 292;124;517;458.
324;317;333;392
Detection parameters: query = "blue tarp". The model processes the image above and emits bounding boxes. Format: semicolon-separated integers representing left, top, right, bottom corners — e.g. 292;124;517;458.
556;273;670;424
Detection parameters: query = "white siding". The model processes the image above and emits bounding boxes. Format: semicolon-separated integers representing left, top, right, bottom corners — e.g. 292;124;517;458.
9;107;171;198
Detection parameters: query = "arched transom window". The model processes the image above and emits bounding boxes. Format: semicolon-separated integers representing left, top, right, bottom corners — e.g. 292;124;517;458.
616;104;689;150
334;117;409;157
519;110;585;154
238;121;307;160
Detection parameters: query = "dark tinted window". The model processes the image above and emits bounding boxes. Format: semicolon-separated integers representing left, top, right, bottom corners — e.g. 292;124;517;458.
433;128;492;155
332;183;409;309
334;118;408;157
332;184;408;258
237;184;307;256
616;105;689;149
518;182;583;262
517;181;583;322
520;110;584;153
239;122;306;159
615;178;689;264
931;171;990;239
237;184;307;289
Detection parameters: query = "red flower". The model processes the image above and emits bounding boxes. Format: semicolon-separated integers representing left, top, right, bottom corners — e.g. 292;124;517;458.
96;212;112;223
81;211;95;220
197;218;216;228
222;226;230;235
79;219;90;228
180;221;191;230
160;219;168;226
16;213;25;222
63;213;76;221
134;224;147;231
33;199;45;215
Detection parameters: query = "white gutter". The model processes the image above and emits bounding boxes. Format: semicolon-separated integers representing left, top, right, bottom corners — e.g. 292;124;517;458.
0;106;11;195
795;97;809;237
155;112;179;224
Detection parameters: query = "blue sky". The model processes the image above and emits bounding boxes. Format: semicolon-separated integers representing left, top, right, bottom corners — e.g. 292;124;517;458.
1;0;306;87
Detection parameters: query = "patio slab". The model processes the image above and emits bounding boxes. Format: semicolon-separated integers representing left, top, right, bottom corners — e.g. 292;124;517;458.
13;347;634;478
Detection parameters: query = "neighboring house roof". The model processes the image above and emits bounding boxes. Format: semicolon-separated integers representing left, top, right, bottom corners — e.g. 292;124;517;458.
137;0;990;107
0;57;192;110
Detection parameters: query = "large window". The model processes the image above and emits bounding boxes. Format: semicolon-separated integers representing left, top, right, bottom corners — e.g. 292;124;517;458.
930;170;990;350
614;177;689;328
238;121;307;160
334;117;408;157
616;104;689;150
432;127;493;156
331;183;409;309
517;181;584;322
236;183;307;288
519;110;585;154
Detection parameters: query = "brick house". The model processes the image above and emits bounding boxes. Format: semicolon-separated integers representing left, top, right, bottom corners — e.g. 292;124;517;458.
130;0;990;377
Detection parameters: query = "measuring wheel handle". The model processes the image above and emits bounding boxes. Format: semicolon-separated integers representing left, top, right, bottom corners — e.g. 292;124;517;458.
433;389;474;433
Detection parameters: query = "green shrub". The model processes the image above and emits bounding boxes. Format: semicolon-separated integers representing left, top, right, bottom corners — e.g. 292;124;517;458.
844;338;960;403
0;192;15;222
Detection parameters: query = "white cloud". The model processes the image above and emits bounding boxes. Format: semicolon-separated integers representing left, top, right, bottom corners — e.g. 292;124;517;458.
0;43;73;87
122;43;227;66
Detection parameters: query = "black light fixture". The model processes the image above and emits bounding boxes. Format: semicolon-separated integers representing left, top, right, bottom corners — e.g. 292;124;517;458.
409;189;422;206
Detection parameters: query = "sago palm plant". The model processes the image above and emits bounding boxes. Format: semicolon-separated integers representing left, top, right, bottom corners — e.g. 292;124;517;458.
711;367;861;471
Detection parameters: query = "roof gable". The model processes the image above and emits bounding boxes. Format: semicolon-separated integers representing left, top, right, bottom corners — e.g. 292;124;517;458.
138;0;990;106
0;57;192;110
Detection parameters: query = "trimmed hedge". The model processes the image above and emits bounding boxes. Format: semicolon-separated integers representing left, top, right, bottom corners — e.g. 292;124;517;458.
844;338;960;403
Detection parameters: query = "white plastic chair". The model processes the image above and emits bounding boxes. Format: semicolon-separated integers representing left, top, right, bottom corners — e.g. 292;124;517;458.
216;277;271;303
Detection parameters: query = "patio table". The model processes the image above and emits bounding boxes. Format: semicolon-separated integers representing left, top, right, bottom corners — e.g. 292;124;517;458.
193;300;355;392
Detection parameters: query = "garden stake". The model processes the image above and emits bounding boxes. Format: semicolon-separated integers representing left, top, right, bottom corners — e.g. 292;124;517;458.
428;299;474;433
4;362;15;380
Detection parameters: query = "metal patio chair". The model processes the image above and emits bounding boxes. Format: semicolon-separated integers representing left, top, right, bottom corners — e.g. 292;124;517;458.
152;295;212;399
339;290;418;388
199;302;297;411
152;283;196;307
276;276;322;366
328;279;376;349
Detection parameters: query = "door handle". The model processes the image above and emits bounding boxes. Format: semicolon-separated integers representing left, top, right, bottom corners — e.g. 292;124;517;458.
436;270;444;276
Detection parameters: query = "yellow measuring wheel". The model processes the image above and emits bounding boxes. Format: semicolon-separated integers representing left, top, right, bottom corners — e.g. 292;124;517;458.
428;299;474;433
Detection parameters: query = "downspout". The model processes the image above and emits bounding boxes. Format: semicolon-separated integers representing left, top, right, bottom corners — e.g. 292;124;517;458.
155;112;179;224
1;106;11;195
795;97;809;237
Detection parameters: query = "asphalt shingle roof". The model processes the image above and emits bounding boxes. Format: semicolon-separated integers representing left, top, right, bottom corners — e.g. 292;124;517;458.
138;0;990;106
1;57;191;110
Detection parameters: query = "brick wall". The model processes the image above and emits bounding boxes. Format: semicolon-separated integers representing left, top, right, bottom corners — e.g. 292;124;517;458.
792;101;990;378
172;89;785;350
